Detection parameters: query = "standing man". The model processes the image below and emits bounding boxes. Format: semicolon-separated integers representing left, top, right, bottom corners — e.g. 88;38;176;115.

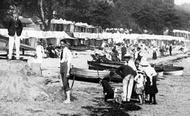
60;41;72;104
7;7;23;60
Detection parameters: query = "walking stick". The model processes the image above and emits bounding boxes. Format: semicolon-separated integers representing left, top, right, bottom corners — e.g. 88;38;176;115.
70;65;75;89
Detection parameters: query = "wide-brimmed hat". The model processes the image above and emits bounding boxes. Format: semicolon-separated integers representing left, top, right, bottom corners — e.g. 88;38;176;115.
124;53;132;58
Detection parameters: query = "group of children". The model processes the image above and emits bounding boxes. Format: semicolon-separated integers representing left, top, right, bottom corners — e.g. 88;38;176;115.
134;59;158;105
100;46;158;105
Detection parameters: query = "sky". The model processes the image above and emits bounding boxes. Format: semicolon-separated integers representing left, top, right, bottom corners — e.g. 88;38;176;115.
175;0;190;5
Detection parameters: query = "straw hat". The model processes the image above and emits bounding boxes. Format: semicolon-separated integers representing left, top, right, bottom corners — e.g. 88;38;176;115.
124;53;132;58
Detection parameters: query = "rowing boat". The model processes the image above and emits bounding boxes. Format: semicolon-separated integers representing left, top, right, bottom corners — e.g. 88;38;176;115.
69;67;123;83
163;66;184;76
69;67;110;83
88;61;124;70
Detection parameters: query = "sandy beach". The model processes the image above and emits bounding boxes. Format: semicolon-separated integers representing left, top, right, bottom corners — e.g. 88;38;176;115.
0;51;190;116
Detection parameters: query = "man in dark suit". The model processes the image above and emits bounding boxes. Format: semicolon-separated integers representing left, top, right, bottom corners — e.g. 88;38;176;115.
7;8;23;60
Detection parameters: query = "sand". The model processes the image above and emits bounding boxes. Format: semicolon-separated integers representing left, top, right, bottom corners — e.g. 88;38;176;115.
0;50;190;116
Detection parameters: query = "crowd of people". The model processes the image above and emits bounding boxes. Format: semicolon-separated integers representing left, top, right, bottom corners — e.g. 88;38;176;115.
6;5;183;105
98;38;185;105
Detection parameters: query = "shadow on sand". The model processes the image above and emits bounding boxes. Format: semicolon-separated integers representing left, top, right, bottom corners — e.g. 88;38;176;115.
82;97;141;116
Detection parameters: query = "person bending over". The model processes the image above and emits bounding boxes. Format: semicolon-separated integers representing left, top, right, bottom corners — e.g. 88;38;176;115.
116;64;137;102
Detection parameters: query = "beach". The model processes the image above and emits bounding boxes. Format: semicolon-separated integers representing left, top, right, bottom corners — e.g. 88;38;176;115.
0;51;190;116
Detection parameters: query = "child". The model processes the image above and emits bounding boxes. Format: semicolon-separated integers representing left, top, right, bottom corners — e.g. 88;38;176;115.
134;71;145;104
140;60;158;104
99;77;114;102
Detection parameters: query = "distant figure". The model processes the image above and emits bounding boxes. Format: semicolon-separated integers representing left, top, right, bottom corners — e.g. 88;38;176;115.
135;47;142;62
7;7;23;60
47;44;58;58
169;45;172;56
152;47;157;60
112;46;120;62
159;47;164;57
60;41;72;104
121;44;127;61
36;41;45;64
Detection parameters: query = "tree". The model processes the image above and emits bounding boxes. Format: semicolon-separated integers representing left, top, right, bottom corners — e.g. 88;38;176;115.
132;2;164;34
63;0;91;23
4;0;62;31
89;1;113;28
110;0;146;32
1;0;190;32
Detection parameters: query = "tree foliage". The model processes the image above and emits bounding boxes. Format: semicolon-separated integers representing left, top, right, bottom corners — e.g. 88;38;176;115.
89;1;113;28
0;0;190;33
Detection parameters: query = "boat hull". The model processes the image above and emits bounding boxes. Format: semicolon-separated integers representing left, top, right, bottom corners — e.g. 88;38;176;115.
69;67;122;83
163;66;184;76
88;61;124;70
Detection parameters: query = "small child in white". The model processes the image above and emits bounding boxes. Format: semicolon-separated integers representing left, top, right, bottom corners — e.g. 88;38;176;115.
134;71;145;104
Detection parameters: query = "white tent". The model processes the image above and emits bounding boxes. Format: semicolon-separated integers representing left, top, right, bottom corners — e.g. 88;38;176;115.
75;22;89;27
43;31;73;39
0;29;73;39
51;18;74;25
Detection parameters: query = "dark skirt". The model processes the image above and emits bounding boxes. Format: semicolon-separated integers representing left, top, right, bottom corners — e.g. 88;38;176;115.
145;76;158;94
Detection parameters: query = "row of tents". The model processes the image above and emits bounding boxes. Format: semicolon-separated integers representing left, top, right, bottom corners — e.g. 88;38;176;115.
0;28;187;44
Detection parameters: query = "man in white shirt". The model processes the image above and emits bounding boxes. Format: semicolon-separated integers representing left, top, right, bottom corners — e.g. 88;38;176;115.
60;41;72;104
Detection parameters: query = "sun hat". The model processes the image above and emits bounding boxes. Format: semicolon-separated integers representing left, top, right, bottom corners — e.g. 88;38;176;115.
124;53;132;58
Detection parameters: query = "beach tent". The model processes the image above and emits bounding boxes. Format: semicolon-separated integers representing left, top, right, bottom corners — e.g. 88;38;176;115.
43;31;74;45
0;28;73;46
51;18;74;25
75;22;89;27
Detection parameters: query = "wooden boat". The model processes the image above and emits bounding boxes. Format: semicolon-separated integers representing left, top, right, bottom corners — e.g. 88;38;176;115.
88;61;164;74
154;66;164;76
70;46;92;51
69;67;122;83
163;66;184;76
88;61;124;70
70;67;110;78
69;67;110;83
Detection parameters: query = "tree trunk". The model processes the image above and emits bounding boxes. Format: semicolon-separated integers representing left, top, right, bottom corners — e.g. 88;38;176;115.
38;0;53;31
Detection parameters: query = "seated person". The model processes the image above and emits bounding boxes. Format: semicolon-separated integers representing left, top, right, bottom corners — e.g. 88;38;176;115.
99;77;114;102
46;44;58;58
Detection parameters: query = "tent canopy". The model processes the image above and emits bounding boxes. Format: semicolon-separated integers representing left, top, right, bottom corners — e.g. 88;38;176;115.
0;29;73;39
51;18;74;25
